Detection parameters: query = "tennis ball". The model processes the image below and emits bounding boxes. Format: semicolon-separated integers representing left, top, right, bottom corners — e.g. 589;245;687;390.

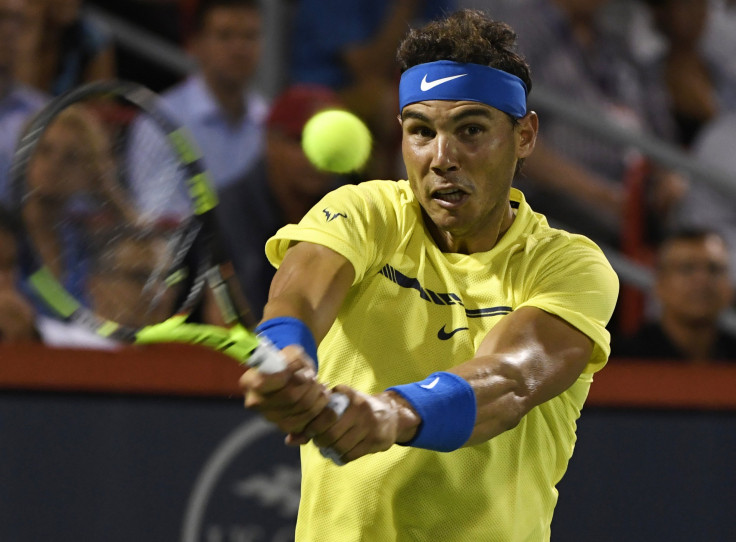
301;109;372;174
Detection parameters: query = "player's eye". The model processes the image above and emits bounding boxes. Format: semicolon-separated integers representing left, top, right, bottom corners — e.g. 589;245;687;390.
462;124;484;137
409;125;434;139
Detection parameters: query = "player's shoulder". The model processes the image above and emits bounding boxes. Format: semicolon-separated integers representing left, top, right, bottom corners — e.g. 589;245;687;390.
513;193;615;273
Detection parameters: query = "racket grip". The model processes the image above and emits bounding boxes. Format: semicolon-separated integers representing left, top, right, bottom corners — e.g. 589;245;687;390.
249;337;351;465
247;336;288;374
319;392;350;466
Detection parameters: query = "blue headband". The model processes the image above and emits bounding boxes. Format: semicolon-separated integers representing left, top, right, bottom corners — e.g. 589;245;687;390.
399;60;528;118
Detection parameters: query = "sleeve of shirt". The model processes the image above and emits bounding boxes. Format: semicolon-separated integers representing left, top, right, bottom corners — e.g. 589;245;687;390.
515;234;620;374
265;182;400;285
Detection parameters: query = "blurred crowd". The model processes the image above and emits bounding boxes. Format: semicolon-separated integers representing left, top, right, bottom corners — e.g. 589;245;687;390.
0;0;734;363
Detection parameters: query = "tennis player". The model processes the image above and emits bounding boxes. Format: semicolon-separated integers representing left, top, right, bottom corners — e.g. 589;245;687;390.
239;9;619;541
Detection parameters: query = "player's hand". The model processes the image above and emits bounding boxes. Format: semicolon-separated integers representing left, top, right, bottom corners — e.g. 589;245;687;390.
290;387;420;464
238;345;331;435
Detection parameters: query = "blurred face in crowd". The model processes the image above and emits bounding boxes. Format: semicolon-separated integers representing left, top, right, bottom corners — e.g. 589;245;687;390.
656;234;734;325
27;106;111;202
193;5;262;88
0;0;27;76
88;235;173;328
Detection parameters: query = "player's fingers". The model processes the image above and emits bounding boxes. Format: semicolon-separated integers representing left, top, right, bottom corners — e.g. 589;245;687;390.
244;373;325;412
285;432;310;446
339;430;395;464
238;345;315;400
280;344;317;374
238;366;290;396
320;424;370;463
267;385;332;434
299;397;347;441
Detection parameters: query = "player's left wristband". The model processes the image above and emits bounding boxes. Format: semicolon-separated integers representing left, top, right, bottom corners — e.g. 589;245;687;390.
255;317;319;370
387;372;476;452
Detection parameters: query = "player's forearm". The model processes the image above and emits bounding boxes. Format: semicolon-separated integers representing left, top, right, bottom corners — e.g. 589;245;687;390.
261;242;354;343
448;353;542;445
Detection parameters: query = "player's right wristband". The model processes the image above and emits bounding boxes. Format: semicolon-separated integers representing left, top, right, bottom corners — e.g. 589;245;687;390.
386;372;476;452
255;317;319;370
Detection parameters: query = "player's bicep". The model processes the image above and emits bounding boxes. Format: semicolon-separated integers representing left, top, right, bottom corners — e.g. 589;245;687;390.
477;306;592;401
452;306;593;443
263;242;355;343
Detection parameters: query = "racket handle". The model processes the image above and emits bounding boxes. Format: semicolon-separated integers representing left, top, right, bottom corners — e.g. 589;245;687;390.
249;336;351;466
247;336;288;374
319;392;350;466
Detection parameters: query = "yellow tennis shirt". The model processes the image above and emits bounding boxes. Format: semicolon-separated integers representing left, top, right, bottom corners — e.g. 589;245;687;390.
266;180;619;541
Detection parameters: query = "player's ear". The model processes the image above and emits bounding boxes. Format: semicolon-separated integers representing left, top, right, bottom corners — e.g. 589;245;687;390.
516;111;538;159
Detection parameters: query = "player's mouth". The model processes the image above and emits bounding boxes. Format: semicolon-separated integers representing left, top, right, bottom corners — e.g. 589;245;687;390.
431;186;470;208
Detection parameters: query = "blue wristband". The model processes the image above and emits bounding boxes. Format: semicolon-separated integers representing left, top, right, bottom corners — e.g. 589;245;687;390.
387;372;476;452
255;317;319;370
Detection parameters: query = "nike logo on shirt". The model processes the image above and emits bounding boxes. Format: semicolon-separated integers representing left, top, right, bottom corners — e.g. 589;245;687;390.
437;325;469;340
420;73;468;91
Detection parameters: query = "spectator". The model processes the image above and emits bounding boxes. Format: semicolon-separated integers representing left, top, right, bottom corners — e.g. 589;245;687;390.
0;0;48;202
613;228;736;361
638;0;736;147
16;0;115;96
0;204;38;343
611;0;736;147
289;0;455;180
701;0;736;110
216;84;347;321
128;0;268;195
85;228;174;329
671;110;736;282
491;0;683;245
19;103;128;306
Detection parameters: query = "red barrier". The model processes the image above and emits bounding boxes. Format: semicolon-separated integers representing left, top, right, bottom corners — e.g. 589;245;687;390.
0;343;243;397
1;344;735;409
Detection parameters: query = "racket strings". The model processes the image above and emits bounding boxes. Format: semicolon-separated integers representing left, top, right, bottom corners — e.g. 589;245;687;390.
19;90;199;330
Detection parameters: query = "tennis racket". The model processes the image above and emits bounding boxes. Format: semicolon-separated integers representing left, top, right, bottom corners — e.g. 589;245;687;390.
10;80;347;463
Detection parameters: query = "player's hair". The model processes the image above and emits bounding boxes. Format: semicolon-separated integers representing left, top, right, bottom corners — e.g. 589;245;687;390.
396;10;533;175
396;9;532;95
192;0;261;33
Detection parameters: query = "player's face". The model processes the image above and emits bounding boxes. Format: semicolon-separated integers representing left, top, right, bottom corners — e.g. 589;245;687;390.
401;100;536;253
194;6;262;87
656;235;734;323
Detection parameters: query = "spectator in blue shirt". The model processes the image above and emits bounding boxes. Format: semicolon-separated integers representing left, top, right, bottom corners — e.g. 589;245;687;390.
128;0;268;208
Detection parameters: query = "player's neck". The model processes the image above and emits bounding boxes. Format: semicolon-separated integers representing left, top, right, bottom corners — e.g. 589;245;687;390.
426;203;515;254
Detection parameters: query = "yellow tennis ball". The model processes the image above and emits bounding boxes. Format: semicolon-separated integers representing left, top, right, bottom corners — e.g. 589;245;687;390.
301;109;372;174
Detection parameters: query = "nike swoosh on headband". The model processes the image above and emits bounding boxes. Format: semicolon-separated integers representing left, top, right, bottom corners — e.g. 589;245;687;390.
420;73;468;91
